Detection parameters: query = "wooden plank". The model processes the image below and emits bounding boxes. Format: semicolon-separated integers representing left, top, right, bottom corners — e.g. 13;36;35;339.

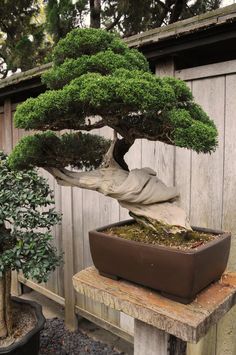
120;313;134;335
53;179;64;298
187;325;217;355
18;274;65;306
18;274;133;343
222;74;236;268
176;60;236;81
216;73;236;355
61;185;77;330
11;271;22;296
73;267;236;343
186;76;225;355
190;77;225;229
72;185;85;311
175;81;192;217
75;305;133;344
0;113;3;150
3;98;12;153
156;58;174;77
134;320;169;355
98;126;121;327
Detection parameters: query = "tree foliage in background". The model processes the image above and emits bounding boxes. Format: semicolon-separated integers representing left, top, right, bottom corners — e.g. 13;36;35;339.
0;0;223;77
46;0;223;39
0;0;50;78
45;0;88;42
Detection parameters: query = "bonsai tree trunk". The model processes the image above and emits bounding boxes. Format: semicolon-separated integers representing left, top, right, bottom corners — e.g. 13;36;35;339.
0;271;12;339
46;136;191;232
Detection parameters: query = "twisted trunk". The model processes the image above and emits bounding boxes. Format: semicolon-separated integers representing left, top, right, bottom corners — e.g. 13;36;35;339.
0;271;12;339
46;137;191;231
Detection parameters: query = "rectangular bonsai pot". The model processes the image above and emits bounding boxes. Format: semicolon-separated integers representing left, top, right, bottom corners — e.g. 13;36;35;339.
89;219;231;304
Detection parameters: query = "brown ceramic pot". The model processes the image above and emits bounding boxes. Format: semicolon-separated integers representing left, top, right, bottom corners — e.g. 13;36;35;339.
89;219;231;304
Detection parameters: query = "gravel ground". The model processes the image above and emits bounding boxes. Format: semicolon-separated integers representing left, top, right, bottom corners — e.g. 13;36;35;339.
39;318;121;355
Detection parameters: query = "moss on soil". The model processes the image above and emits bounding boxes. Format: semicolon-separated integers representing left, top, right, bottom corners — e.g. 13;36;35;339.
105;223;218;250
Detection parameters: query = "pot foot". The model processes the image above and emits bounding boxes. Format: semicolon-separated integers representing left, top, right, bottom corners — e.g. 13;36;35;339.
161;291;195;305
99;271;120;281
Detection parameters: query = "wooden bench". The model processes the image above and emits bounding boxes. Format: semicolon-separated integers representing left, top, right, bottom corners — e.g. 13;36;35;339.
73;267;236;355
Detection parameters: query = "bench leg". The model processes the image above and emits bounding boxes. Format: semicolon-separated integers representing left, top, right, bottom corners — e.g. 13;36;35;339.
134;319;187;355
134;319;169;355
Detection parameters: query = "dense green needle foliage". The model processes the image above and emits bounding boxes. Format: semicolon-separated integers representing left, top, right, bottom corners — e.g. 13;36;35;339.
9;131;110;170
10;28;218;171
0;152;61;282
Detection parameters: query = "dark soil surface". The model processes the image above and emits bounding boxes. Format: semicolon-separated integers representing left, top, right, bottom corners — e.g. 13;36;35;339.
39;318;121;355
105;223;219;250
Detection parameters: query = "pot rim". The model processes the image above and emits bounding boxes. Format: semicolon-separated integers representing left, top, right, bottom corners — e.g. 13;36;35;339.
0;297;45;354
91;219;231;255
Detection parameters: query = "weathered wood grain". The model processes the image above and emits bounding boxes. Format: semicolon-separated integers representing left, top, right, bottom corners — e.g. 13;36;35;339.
190;77;225;229
216;73;236;355
73;267;236;343
134;320;169;355
3;98;12;154
61;185;77;330
187;325;216;355
176;59;236;81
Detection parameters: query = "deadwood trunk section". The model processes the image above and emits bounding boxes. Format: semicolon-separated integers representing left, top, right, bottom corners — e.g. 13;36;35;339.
45;137;190;231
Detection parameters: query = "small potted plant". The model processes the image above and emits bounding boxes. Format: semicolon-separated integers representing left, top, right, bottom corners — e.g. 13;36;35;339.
0;152;61;354
9;28;230;304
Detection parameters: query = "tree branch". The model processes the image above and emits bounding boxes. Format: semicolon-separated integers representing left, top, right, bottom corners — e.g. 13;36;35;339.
169;0;187;24
105;12;123;31
78;120;105;131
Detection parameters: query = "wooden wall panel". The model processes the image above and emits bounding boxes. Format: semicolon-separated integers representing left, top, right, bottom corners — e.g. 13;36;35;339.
190;77;225;229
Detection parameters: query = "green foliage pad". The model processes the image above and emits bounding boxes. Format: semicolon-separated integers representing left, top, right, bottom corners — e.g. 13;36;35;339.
10;28;218;171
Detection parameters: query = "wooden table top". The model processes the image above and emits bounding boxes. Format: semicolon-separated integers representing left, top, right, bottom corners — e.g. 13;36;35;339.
73;267;236;343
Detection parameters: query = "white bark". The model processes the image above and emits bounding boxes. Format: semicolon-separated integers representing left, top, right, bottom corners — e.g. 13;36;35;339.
46;162;191;230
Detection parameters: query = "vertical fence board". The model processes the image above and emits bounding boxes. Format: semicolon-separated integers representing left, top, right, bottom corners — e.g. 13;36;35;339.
186;76;225;355
215;74;236;355
3;99;12;153
175;81;192;217
61;185;77;330
190;77;225;229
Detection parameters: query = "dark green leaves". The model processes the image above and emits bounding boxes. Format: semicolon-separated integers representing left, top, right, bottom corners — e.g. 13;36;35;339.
9;131;110;170
0;152;61;281
11;28;218;171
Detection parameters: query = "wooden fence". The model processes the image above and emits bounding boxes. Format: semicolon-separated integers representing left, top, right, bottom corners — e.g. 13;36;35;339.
1;57;236;354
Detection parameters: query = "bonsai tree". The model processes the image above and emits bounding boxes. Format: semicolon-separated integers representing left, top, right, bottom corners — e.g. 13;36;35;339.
0;152;61;339
9;28;218;233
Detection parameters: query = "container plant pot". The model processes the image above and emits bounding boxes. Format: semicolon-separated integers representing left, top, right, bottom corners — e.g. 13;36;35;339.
0;297;45;355
89;219;231;304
